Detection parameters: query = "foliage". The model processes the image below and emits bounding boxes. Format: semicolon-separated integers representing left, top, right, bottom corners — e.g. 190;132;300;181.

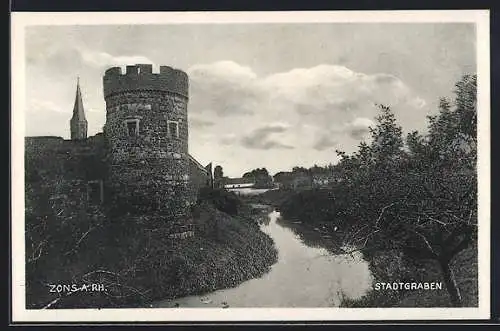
243;168;273;188
243;167;269;178
279;74;478;306
197;187;242;216
213;165;224;188
273;165;335;181
25;182;275;308
214;165;224;179
280;189;332;223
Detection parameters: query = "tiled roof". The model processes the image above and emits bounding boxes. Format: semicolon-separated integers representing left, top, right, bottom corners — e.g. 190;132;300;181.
187;154;209;175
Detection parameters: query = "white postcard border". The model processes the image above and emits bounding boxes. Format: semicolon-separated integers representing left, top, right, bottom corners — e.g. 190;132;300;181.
11;10;491;322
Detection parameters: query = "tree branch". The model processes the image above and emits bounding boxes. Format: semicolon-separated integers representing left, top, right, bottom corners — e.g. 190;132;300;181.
63;226;95;256
27;240;47;263
81;269;121;280
422;213;449;226
41;285;82;309
375;202;398;229
42;296;65;309
412;230;438;259
342;224;368;246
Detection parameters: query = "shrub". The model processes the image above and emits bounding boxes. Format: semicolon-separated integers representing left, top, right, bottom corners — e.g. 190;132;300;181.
197;187;242;216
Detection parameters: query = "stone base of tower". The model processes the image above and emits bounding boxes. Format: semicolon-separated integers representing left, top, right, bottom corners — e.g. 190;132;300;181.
107;166;195;218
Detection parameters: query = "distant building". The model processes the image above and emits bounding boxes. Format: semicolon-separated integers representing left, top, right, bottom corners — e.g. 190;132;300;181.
224;177;255;189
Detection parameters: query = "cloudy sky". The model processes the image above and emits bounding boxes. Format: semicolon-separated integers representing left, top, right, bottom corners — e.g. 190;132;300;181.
25;23;476;177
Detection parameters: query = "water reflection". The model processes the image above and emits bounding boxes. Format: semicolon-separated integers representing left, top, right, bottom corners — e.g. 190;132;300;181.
154;210;373;308
275;214;345;253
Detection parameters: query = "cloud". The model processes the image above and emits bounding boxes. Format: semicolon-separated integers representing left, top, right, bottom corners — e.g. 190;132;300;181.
260;65;414;120
189;117;215;128
313;134;338;151
28;99;69;114
188;60;257;81
251;122;290;134
219;133;237;145
26;36;156;72
187;61;262;117
408;97;427;109
186;62;426;135
345;117;374;140
312;117;373;151
240;123;294;150
80;49;155;69
184;61;428;169
372;73;400;85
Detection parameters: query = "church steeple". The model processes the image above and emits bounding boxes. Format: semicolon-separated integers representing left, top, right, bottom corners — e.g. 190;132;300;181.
70;77;88;140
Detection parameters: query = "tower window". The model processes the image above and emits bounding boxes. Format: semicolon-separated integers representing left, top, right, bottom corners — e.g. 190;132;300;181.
124;118;140;136
168;120;179;138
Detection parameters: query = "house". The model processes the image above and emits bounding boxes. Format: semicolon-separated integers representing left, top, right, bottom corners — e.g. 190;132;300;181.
223;177;255;189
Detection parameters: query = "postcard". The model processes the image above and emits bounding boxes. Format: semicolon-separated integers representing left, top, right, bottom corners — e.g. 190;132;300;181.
11;10;490;322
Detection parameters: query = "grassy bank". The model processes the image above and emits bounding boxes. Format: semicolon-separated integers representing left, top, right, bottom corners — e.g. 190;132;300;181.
26;190;278;309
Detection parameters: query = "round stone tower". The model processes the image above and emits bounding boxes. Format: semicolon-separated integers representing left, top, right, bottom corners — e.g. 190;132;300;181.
102;64;191;217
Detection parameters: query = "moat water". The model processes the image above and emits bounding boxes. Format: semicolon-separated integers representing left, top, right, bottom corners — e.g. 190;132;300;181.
154;209;374;308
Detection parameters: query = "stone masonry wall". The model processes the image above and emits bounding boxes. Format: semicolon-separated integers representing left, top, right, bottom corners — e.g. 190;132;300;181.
103;65;188;99
25;135;106;182
103;66;193;217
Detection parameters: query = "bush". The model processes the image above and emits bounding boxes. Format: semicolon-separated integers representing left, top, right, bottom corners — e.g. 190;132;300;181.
279;189;336;224
197;187;242;216
278;75;478;307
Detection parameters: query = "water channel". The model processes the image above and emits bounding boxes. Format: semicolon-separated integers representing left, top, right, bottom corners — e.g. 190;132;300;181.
154;209;374;308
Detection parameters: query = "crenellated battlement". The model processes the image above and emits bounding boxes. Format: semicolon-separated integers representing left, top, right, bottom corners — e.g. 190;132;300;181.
103;64;189;99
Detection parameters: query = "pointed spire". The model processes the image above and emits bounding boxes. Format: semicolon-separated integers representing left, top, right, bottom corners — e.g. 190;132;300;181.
72;76;86;121
70;77;88;140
